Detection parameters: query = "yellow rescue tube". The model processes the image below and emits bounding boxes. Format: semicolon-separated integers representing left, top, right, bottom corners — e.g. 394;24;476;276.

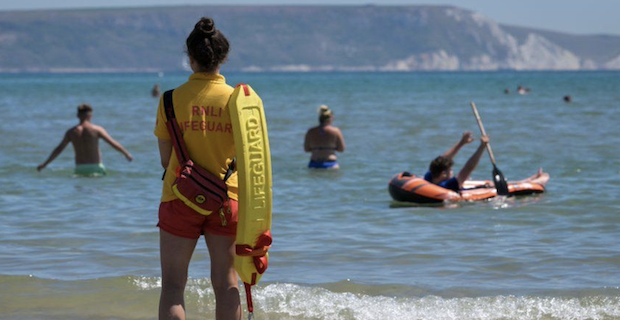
228;84;273;286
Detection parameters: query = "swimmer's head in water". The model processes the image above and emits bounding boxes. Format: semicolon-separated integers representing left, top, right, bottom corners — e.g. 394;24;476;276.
318;105;333;125
77;104;93;120
186;17;230;73
429;156;454;182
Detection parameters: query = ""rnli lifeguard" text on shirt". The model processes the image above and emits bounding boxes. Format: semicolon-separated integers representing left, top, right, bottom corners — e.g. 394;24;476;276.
177;105;231;133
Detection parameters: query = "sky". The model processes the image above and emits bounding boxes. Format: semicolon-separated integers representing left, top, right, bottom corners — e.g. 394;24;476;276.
1;0;619;36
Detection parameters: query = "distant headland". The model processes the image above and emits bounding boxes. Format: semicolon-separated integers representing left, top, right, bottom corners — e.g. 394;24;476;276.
1;5;620;72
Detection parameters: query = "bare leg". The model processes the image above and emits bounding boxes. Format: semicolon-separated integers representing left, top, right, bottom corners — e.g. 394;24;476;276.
159;230;198;320
205;233;242;320
519;168;543;183
518;168;549;185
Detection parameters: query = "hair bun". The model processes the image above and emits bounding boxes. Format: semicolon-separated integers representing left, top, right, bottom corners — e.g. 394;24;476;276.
317;104;331;115
197;17;216;37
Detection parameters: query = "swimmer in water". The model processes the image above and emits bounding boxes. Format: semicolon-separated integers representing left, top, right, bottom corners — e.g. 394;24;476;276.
37;104;133;176
304;105;346;169
517;85;531;95
151;84;161;98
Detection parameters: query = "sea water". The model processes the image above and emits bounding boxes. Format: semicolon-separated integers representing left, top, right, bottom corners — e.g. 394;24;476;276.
0;71;619;319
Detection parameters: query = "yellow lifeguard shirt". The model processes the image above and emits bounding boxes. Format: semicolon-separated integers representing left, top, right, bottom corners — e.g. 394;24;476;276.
154;73;238;202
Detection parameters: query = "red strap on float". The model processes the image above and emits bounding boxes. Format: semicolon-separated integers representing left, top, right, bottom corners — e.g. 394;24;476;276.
236;230;272;275
244;282;254;314
239;233;269;315
235;83;251;96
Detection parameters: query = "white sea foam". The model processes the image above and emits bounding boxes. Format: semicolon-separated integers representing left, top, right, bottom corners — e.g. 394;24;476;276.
129;278;620;320
250;283;620;320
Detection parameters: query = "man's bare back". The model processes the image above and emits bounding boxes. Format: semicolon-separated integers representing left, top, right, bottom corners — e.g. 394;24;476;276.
69;122;104;164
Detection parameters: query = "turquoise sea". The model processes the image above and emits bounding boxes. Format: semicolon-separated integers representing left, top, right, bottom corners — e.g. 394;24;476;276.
1;71;619;319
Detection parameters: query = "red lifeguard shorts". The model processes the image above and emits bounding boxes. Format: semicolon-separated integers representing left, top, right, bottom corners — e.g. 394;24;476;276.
157;199;238;239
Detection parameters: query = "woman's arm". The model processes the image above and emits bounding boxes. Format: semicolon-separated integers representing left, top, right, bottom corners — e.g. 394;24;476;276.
158;138;173;169
304;130;311;152
335;128;345;152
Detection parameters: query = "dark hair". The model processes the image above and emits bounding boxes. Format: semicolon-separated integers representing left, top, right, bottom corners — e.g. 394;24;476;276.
429;156;453;179
77;104;93;114
186;17;230;72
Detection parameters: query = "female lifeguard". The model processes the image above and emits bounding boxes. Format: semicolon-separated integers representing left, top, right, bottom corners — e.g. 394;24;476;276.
153;17;242;319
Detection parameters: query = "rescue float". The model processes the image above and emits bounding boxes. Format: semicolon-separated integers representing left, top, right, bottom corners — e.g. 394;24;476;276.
388;171;548;204
228;83;272;318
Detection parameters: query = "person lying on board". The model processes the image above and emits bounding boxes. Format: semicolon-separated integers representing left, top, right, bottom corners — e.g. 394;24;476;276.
304;105;346;169
424;132;488;191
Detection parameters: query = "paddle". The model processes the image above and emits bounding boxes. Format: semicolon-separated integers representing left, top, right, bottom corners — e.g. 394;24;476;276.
470;102;510;196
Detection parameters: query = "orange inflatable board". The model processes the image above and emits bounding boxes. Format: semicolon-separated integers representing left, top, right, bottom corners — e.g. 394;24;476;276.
388;172;547;204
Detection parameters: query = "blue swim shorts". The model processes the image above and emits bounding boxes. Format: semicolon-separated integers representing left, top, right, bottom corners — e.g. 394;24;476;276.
308;160;339;169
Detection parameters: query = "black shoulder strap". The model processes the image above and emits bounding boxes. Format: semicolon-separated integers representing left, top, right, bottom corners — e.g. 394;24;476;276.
163;90;176;120
162;89;190;163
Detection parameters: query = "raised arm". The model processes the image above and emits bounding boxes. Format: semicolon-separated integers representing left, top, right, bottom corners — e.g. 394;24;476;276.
443;131;474;160
98;127;133;161
456;136;489;188
37;131;71;171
